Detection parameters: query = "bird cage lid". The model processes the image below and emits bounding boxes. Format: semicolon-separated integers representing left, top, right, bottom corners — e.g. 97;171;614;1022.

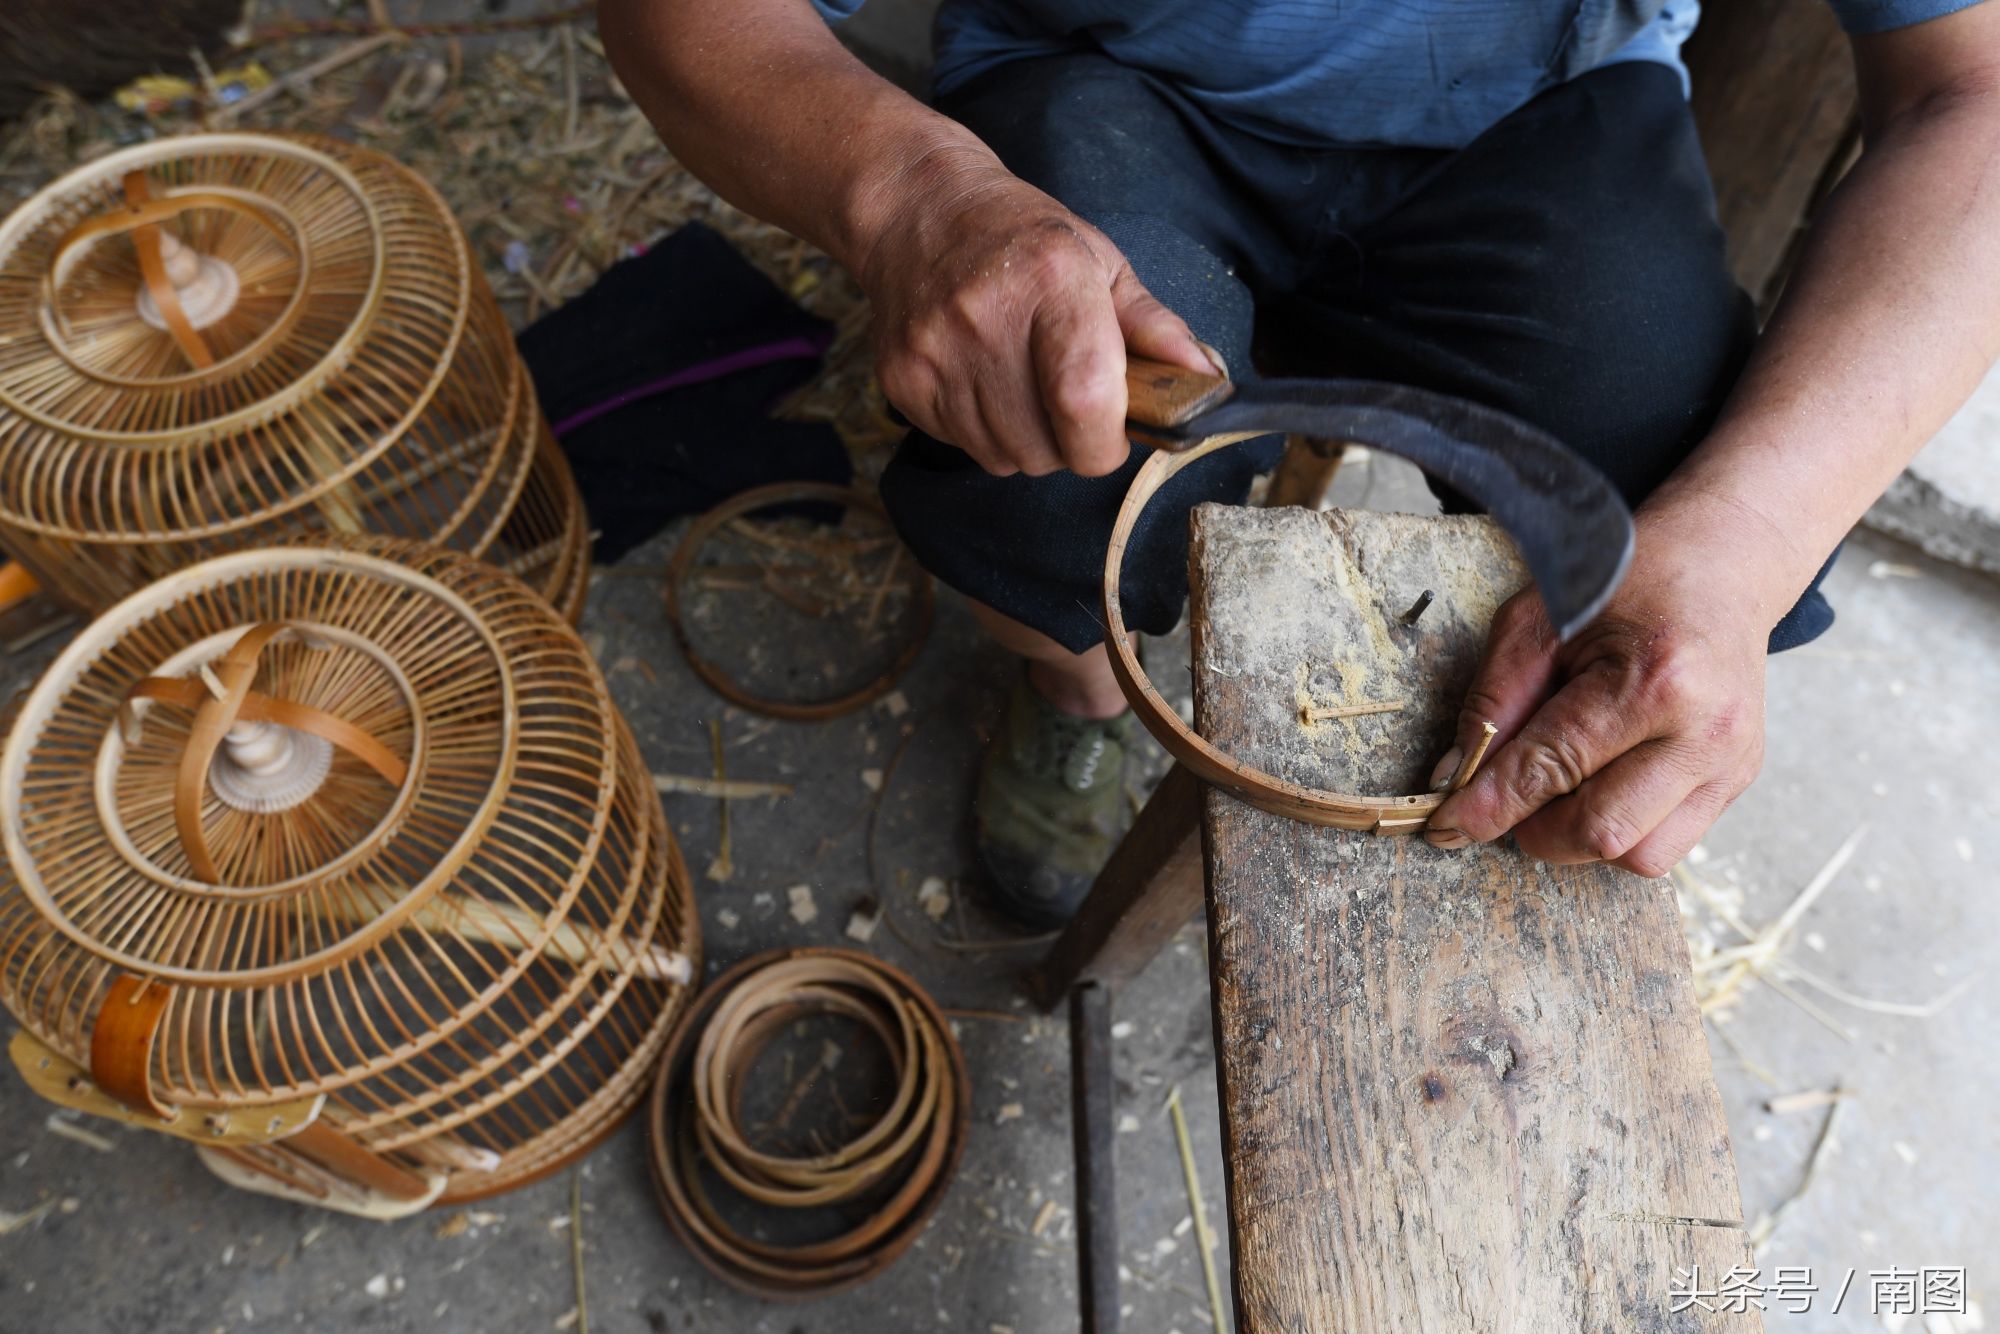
0;133;474;542
0;544;569;988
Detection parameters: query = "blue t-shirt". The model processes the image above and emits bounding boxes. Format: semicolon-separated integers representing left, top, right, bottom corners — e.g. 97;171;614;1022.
812;0;1986;148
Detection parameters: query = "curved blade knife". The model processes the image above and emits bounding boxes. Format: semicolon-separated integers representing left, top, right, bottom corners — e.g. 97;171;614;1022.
1126;357;1635;641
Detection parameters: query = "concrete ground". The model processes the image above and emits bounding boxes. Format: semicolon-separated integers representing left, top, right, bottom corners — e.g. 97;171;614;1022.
1703;523;1999;1331
0;449;1993;1334
0;2;1996;1324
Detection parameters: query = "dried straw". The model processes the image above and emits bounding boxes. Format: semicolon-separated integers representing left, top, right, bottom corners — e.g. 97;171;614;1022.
0;10;895;471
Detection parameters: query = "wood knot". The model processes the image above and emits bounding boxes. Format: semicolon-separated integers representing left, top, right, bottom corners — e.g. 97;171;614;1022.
1442;1019;1526;1087
1420;1072;1448;1103
1467;1032;1519;1081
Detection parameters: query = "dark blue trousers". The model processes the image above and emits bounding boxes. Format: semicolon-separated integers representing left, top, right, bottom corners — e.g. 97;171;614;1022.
879;54;1836;654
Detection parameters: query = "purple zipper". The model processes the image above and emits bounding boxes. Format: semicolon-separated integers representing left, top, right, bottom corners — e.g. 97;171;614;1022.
549;332;834;438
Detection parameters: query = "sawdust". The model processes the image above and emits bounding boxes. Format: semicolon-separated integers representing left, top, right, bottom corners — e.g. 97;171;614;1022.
1318;533;1406;683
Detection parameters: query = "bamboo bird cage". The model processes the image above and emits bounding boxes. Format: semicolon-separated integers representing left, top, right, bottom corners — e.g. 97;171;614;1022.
0;132;590;620
0;539;696;1216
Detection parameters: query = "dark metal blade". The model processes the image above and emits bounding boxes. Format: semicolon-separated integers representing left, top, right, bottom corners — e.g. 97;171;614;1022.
1166;378;1634;640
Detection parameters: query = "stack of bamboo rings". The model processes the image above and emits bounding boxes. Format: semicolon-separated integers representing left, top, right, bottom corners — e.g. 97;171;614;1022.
0;132;589;619
647;948;969;1296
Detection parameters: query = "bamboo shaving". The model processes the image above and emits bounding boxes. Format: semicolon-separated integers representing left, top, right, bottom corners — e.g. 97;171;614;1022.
44;1115;116;1153
1166;1086;1230;1334
1764;1088;1850;1115
0;1197;59;1235
1676;825;1977;1042
1749;1092;1844;1247
1776;965;1975;1019
1675;827;1866;1018
651;772;793;800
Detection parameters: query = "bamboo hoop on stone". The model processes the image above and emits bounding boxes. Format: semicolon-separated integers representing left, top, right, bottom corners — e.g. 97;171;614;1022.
0;540;698;1216
663;482;933;722
0;132;588;621
1105;432;1489;833
646;947;969;1299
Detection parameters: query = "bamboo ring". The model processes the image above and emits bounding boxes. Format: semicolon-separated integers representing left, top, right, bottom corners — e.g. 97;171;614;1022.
1105;434;1461;832
646;947;969;1299
41;180;311;390
663;483;933;722
120;621;411;884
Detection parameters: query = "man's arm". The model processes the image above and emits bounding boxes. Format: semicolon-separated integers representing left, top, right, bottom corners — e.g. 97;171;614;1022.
1429;3;2000;871
597;0;1215;477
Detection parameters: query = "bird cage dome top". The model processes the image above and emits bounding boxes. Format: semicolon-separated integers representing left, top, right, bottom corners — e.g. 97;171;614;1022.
0;132;472;542
0;541;658;1109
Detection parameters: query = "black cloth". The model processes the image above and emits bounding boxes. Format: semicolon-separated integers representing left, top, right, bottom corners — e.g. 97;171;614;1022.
878;54;1838;654
519;222;850;561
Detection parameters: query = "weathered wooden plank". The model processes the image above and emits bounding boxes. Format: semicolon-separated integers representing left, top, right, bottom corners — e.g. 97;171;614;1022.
1685;0;1858;307
1189;504;1756;1332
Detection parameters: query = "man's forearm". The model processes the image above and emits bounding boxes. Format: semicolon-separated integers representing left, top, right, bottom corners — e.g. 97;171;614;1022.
597;0;996;275
1647;15;2000;626
1427;14;2000;867
602;0;1214;478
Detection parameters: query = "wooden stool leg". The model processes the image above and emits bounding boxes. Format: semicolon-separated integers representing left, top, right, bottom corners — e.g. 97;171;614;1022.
1034;762;1205;1008
1069;981;1120;1334
1036;434;1344;1012
1264;435;1346;510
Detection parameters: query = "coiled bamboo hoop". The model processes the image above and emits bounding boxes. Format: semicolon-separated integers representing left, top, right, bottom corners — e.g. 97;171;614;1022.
647;948;969;1297
662;482;934;722
0;133;588;620
0;539;696;1215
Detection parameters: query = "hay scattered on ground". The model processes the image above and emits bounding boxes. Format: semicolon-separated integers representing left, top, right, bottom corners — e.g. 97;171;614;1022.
0;7;897;468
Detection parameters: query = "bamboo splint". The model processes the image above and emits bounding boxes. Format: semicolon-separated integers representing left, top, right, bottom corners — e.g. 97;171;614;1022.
318;890;695;985
0;132;588;620
0;540;700;1216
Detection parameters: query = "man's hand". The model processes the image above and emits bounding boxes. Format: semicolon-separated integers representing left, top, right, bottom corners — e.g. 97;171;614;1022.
1424;509;1780;876
602;0;1216;479
858;157;1218;478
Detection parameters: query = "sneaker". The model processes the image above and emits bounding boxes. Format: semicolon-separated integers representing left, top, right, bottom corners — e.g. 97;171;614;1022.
973;671;1134;930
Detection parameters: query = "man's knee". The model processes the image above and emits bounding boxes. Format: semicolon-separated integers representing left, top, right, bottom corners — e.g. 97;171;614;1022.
938;54;1200;224
1536;202;1755;500
1375;62;1759;499
938;56;1257;364
1088;213;1256;370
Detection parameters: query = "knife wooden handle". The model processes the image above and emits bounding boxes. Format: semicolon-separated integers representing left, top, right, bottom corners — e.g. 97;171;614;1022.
1125;355;1234;430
